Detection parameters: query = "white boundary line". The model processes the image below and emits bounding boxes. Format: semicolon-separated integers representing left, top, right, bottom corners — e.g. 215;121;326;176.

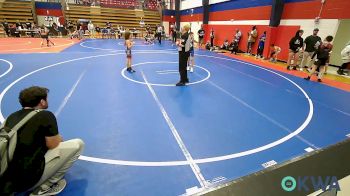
121;62;211;86
157;72;178;75
156;70;178;73
0;52;315;167
54;70;86;117
141;71;208;187
0;59;13;78
0;52;176;121
204;77;318;149
80;40;176;51
80;41;117;51
0;53;117;122
117;41;154;46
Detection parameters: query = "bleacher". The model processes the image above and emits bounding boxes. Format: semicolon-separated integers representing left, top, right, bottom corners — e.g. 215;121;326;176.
144;0;158;10
0;26;5;37
100;0;138;9
0;0;161;37
76;0;159;10
0;0;34;23
65;4;160;32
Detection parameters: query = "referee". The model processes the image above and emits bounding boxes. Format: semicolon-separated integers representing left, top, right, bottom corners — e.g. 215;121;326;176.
176;24;191;86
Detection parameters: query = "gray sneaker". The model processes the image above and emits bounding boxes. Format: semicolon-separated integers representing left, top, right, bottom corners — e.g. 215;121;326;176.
30;179;67;196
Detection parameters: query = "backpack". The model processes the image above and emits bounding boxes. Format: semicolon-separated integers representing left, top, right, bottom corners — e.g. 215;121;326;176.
0;109;41;176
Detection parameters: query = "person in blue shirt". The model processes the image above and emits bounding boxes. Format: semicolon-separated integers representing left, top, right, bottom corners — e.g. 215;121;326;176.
256;31;266;59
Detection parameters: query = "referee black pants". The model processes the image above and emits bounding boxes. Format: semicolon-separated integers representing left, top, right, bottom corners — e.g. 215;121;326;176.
179;51;190;83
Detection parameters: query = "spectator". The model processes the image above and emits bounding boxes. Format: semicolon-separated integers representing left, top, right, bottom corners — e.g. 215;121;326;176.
2;19;9;37
221;39;230;50
95;26;101;38
197;25;205;49
256;31;266;59
88;21;95;38
300;28;322;71
337;41;350;75
287;29;304;70
247;26;258;55
205;41;211;50
234;28;242;45
171;25;177;43
0;86;84;195
156;24;163;44
229;38;239;54
210;28;214;47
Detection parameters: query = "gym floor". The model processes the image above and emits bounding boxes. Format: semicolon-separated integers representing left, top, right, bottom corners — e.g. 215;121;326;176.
0;38;349;195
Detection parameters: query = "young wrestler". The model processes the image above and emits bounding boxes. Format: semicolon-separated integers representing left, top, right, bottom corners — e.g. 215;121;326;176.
124;31;135;73
187;32;195;73
269;44;281;63
304;36;333;82
40;26;55;47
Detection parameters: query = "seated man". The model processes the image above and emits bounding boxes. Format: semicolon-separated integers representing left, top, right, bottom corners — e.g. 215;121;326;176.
337;41;350;75
144;32;154;44
0;86;84;195
220;39;230;50
70;27;79;39
109;28;116;39
205;41;211;50
229;39;239;54
101;28;108;39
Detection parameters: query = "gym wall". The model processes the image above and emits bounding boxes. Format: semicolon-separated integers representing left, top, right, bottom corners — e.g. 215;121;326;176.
163;0;350;62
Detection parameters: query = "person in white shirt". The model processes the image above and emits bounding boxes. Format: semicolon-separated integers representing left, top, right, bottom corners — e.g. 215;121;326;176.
156;25;163;44
337;41;350;75
88;21;94;38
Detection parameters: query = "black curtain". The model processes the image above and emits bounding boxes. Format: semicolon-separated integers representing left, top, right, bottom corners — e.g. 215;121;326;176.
175;0;180;31
202;0;209;24
269;0;285;27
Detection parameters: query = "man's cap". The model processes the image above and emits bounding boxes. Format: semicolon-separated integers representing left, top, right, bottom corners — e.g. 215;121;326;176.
314;28;319;31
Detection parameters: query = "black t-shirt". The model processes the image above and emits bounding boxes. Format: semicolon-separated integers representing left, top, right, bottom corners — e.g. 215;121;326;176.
304;35;321;52
2;22;8;29
198;29;205;38
0;109;58;192
289;36;303;52
16;22;22;29
26;22;32;29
